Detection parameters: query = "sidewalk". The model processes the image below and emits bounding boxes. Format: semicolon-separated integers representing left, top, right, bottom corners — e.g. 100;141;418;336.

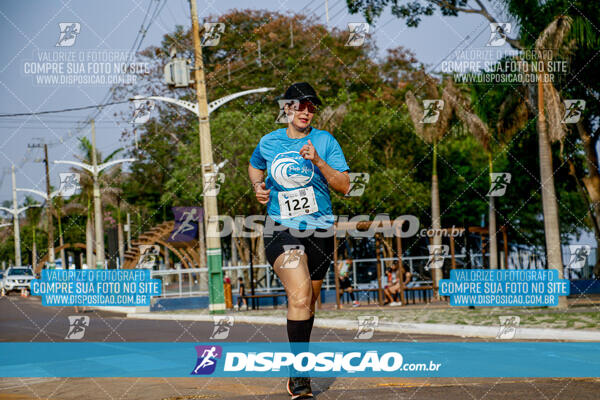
127;310;600;341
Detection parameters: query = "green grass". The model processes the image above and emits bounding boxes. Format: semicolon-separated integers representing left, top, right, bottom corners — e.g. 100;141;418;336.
151;305;600;330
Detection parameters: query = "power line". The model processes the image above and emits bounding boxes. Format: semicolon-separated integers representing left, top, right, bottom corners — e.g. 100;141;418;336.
0;101;130;118
53;0;165;141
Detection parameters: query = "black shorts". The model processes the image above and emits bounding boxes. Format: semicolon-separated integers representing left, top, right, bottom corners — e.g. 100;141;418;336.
264;217;334;281
339;278;352;290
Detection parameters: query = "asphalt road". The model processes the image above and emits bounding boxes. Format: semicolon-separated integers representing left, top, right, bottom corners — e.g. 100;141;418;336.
1;295;598;400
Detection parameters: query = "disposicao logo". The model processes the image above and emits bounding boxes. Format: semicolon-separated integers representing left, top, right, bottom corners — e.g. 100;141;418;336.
224;351;405;372
190;346;442;376
191;345;222;375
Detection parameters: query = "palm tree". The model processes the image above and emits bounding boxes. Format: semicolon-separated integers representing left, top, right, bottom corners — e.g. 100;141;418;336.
23;196;43;268
102;165;127;267
405;75;452;294
441;80;504;268
485;16;574;307
70;137;123;267
534;16;576;308
51;195;67;267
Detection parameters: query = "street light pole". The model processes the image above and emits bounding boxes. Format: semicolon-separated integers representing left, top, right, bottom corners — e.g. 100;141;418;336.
91;120;105;269
17;185;72;269
54;124;134;269
11;165;21;266
189;0;224;313
1;168;41;267
132;11;271;311
131;88;272;313
43;144;55;267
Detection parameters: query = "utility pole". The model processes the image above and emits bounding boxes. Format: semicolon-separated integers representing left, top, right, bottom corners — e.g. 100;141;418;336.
27;141;55;267
11;166;21;266
325;0;329;25
189;0;225;313
44;144;55;268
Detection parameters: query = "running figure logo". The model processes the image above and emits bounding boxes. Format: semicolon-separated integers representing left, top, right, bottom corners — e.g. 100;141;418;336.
201;23;225;46
487;173;511;197
281;245;305;269
210;316;234;339
496;316;520;339
425;245;449;270
354;316;379;339
346;173;370;197
346;23;370;47
203;173;226;196
276;99;299;124
132;99;155;124
57;173;81;197
56;23;81;47
169;207;202;242
487;23;511;47
567;245;591;270
191;345;222;375
562;100;586;123
65;316;89;340
136;245;159;269
421;100;444;123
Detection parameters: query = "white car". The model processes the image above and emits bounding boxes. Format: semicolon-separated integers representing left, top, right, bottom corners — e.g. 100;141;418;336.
1;267;34;295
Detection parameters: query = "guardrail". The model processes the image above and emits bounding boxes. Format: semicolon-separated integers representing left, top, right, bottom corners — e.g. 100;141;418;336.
149;252;528;298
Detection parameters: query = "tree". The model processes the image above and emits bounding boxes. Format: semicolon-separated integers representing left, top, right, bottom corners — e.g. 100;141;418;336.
442;79;505;268
533;16;572;306
351;0;600;273
347;0;523;48
405;74;453;293
23;196;44;267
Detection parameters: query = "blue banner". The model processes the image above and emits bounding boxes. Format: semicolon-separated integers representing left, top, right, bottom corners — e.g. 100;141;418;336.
439;269;570;306
0;342;598;377
30;269;161;306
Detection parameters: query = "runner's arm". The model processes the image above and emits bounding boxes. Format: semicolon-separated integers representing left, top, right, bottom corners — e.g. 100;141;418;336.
248;165;270;204
316;161;350;195
300;140;350;194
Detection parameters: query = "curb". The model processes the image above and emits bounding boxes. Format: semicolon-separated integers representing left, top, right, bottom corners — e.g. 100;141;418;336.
126;313;600;341
89;306;150;314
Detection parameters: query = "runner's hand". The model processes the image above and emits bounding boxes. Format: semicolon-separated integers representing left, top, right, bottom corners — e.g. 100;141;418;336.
300;140;322;166
254;182;270;204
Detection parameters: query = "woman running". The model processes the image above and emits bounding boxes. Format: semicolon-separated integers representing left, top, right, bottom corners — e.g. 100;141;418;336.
248;82;350;399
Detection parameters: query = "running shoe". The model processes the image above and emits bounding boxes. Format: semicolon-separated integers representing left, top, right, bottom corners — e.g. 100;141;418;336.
287;377;313;399
352;300;360;307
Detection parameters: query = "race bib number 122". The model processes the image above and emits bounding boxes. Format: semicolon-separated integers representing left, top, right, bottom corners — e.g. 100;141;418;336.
278;187;318;219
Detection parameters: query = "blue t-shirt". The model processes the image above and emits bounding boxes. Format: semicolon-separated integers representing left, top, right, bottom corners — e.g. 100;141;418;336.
250;127;349;229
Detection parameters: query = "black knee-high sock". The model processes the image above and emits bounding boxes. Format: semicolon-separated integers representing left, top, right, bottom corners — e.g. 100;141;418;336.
287;318;312;343
308;315;315;336
287;318;312;360
348;291;355;301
